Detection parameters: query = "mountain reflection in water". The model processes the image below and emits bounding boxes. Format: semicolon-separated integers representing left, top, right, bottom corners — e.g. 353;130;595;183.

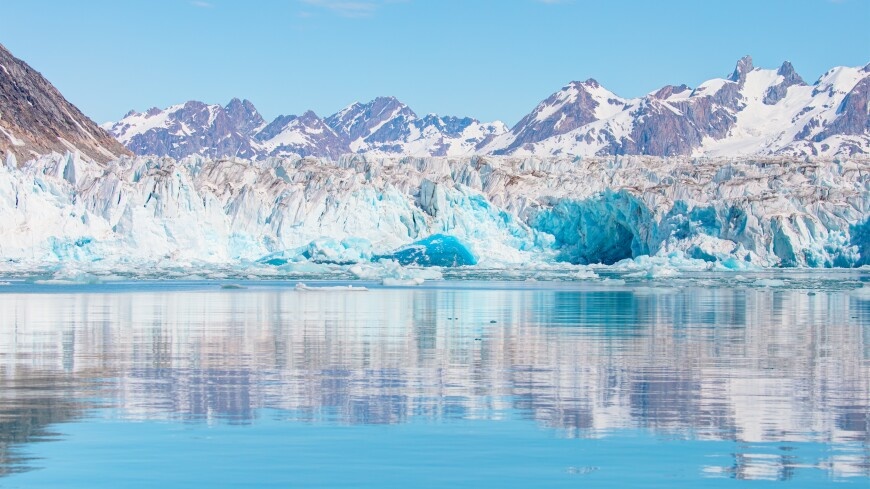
0;282;867;481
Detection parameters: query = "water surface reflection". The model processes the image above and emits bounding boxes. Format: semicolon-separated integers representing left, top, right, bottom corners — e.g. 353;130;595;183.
0;282;868;481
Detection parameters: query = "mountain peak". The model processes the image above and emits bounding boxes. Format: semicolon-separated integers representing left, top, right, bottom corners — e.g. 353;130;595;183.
368;96;411;115
729;55;754;83
225;97;258;113
565;79;600;91
777;60;805;85
224;98;265;135
777;60;795;77
325;96;417;143
653;84;691;99
373;95;402;104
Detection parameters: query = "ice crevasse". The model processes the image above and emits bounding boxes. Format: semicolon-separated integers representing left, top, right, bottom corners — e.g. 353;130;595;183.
0;152;867;275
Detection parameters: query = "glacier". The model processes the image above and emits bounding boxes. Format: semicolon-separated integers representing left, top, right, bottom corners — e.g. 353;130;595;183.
0;151;867;280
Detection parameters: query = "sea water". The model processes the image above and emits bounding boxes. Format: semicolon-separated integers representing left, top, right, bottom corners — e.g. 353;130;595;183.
0;274;867;487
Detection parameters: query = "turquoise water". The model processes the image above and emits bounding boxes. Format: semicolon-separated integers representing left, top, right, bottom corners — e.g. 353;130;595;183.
0;275;868;487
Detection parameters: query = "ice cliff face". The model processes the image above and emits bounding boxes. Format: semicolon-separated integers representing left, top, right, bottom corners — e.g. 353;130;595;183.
1;152;867;274
106;57;869;161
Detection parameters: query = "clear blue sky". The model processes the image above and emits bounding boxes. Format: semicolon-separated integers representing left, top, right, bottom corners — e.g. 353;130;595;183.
3;0;868;125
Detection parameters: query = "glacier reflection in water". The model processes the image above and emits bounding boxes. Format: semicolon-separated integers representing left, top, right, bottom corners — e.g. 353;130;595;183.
0;280;868;486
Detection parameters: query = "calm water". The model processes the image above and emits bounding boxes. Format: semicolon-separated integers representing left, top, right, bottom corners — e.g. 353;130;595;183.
0;277;868;487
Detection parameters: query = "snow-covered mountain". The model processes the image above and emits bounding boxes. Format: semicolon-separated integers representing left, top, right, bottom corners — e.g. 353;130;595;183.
105;56;870;160
0;43;130;165
325;96;507;156
255;110;348;159
485;56;870;158
104;96;505;160
104;99;266;160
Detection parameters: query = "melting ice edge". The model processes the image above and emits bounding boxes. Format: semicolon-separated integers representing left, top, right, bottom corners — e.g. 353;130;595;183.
0;152;868;281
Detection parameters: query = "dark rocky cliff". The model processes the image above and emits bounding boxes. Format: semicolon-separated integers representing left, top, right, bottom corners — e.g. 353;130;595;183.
0;43;130;165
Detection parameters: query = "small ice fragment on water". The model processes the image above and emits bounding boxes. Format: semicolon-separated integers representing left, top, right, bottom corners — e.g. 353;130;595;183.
573;269;599;280
382;277;425;286
220;284;245;289
753;278;787;287
295;283;368;291
625;265;680;279
601;278;626;286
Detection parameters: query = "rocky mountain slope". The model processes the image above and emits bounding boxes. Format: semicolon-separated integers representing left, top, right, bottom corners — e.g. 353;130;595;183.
325;96;507;156
106;56;869;160
487;56;869;158
0;43;130;165
104;95;505;161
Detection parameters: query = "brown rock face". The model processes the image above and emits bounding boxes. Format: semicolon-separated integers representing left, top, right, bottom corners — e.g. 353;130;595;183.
813;77;870;141
0;43;130;165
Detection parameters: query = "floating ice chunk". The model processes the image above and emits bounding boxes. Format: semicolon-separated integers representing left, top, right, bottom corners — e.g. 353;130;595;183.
753;278;787;287
258;237;373;266
625;265;680;279
349;260;442;281
377;234;477;267
32;276;101;285
28;267;104;285
382;277;425;286
295;283;368;291
600;278;626;286
573;269;599;280
274;261;334;274
220;284;246;289
303;237;373;264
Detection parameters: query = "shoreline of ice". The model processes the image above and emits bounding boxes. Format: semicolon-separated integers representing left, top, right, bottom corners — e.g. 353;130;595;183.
1;152;868;275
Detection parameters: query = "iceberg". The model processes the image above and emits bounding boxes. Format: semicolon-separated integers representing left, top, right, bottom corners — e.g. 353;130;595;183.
375;234;477;267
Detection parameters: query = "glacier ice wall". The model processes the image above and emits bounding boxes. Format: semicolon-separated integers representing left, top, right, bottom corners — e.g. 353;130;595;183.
0;152;867;274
